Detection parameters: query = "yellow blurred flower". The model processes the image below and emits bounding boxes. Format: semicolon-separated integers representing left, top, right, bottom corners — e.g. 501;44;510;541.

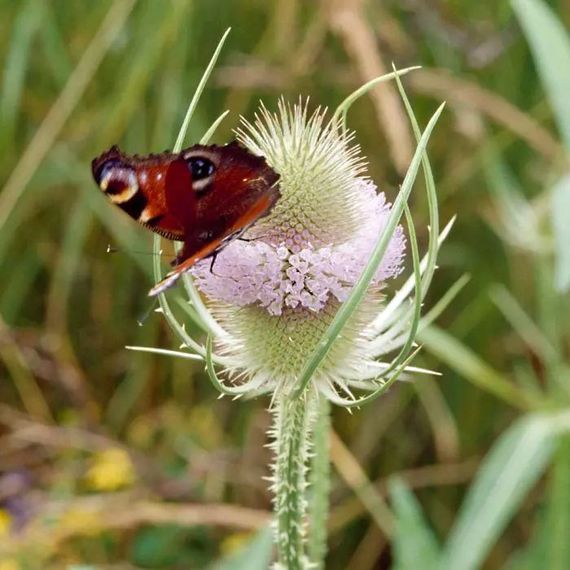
0;560;21;570
85;448;135;491
220;532;253;557
0;509;12;537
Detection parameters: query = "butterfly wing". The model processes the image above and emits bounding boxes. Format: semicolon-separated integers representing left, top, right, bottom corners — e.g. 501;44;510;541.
92;146;191;241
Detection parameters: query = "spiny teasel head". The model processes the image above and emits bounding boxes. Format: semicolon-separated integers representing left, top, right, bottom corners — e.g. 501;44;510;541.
191;99;411;399
235;99;368;248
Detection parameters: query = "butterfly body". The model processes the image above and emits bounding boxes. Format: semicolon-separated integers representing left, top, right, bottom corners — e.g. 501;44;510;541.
92;142;280;295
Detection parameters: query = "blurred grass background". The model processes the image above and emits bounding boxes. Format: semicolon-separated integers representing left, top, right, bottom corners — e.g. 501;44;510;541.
0;0;569;568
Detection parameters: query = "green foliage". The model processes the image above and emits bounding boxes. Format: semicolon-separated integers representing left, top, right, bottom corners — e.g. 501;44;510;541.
551;174;570;291
512;0;570;150
389;478;440;570
1;0;570;568
512;0;570;292
441;414;557;570
131;525;215;568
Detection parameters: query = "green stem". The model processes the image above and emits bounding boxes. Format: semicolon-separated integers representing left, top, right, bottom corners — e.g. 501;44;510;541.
546;436;570;569
307;397;331;569
536;257;563;394
272;391;316;569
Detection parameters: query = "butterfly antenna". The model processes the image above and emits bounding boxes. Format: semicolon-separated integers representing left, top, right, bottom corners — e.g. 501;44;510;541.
106;244;175;259
137;297;159;326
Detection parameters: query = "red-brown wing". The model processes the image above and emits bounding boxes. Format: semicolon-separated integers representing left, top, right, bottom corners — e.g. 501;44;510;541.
192;142;279;226
92;146;191;241
163;158;197;228
148;192;276;296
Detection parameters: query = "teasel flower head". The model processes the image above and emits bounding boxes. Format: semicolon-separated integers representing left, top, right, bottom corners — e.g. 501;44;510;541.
191;99;415;400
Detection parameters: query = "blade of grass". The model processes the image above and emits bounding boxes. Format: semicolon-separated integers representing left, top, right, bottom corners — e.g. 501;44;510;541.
0;316;53;422
490;284;557;362
330;430;394;537
0;0;43;153
200;110;231;144
393;65;440;302
40;2;72;87
46;199;93;332
442;414;556;570
551;173;570;291
389;477;441;570
98;0;189;143
512;0;570;150
371;217;455;335
174;28;231;151
417;274;471;331
483;146;547;252
0;250;42;324
126;345;203;361
367;204;421;381
543;439;570;570
419;325;538;409
333;67;421;125
0;0;137;233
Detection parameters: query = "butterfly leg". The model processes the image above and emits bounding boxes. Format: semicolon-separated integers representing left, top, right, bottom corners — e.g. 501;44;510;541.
236;232;270;243
209;251;222;275
171;249;185;267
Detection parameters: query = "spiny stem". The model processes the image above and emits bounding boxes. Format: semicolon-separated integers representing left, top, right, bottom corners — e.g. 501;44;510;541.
308;397;331;569
271;391;316;569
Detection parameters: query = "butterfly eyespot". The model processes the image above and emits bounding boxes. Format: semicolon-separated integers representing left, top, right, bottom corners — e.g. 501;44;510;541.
94;159;122;187
93;159;138;203
187;156;216;181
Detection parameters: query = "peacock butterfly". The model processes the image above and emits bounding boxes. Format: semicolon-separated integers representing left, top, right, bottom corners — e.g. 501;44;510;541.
92;142;280;296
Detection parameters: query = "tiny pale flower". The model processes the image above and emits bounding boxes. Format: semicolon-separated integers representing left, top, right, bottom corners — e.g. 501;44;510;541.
193;179;405;316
